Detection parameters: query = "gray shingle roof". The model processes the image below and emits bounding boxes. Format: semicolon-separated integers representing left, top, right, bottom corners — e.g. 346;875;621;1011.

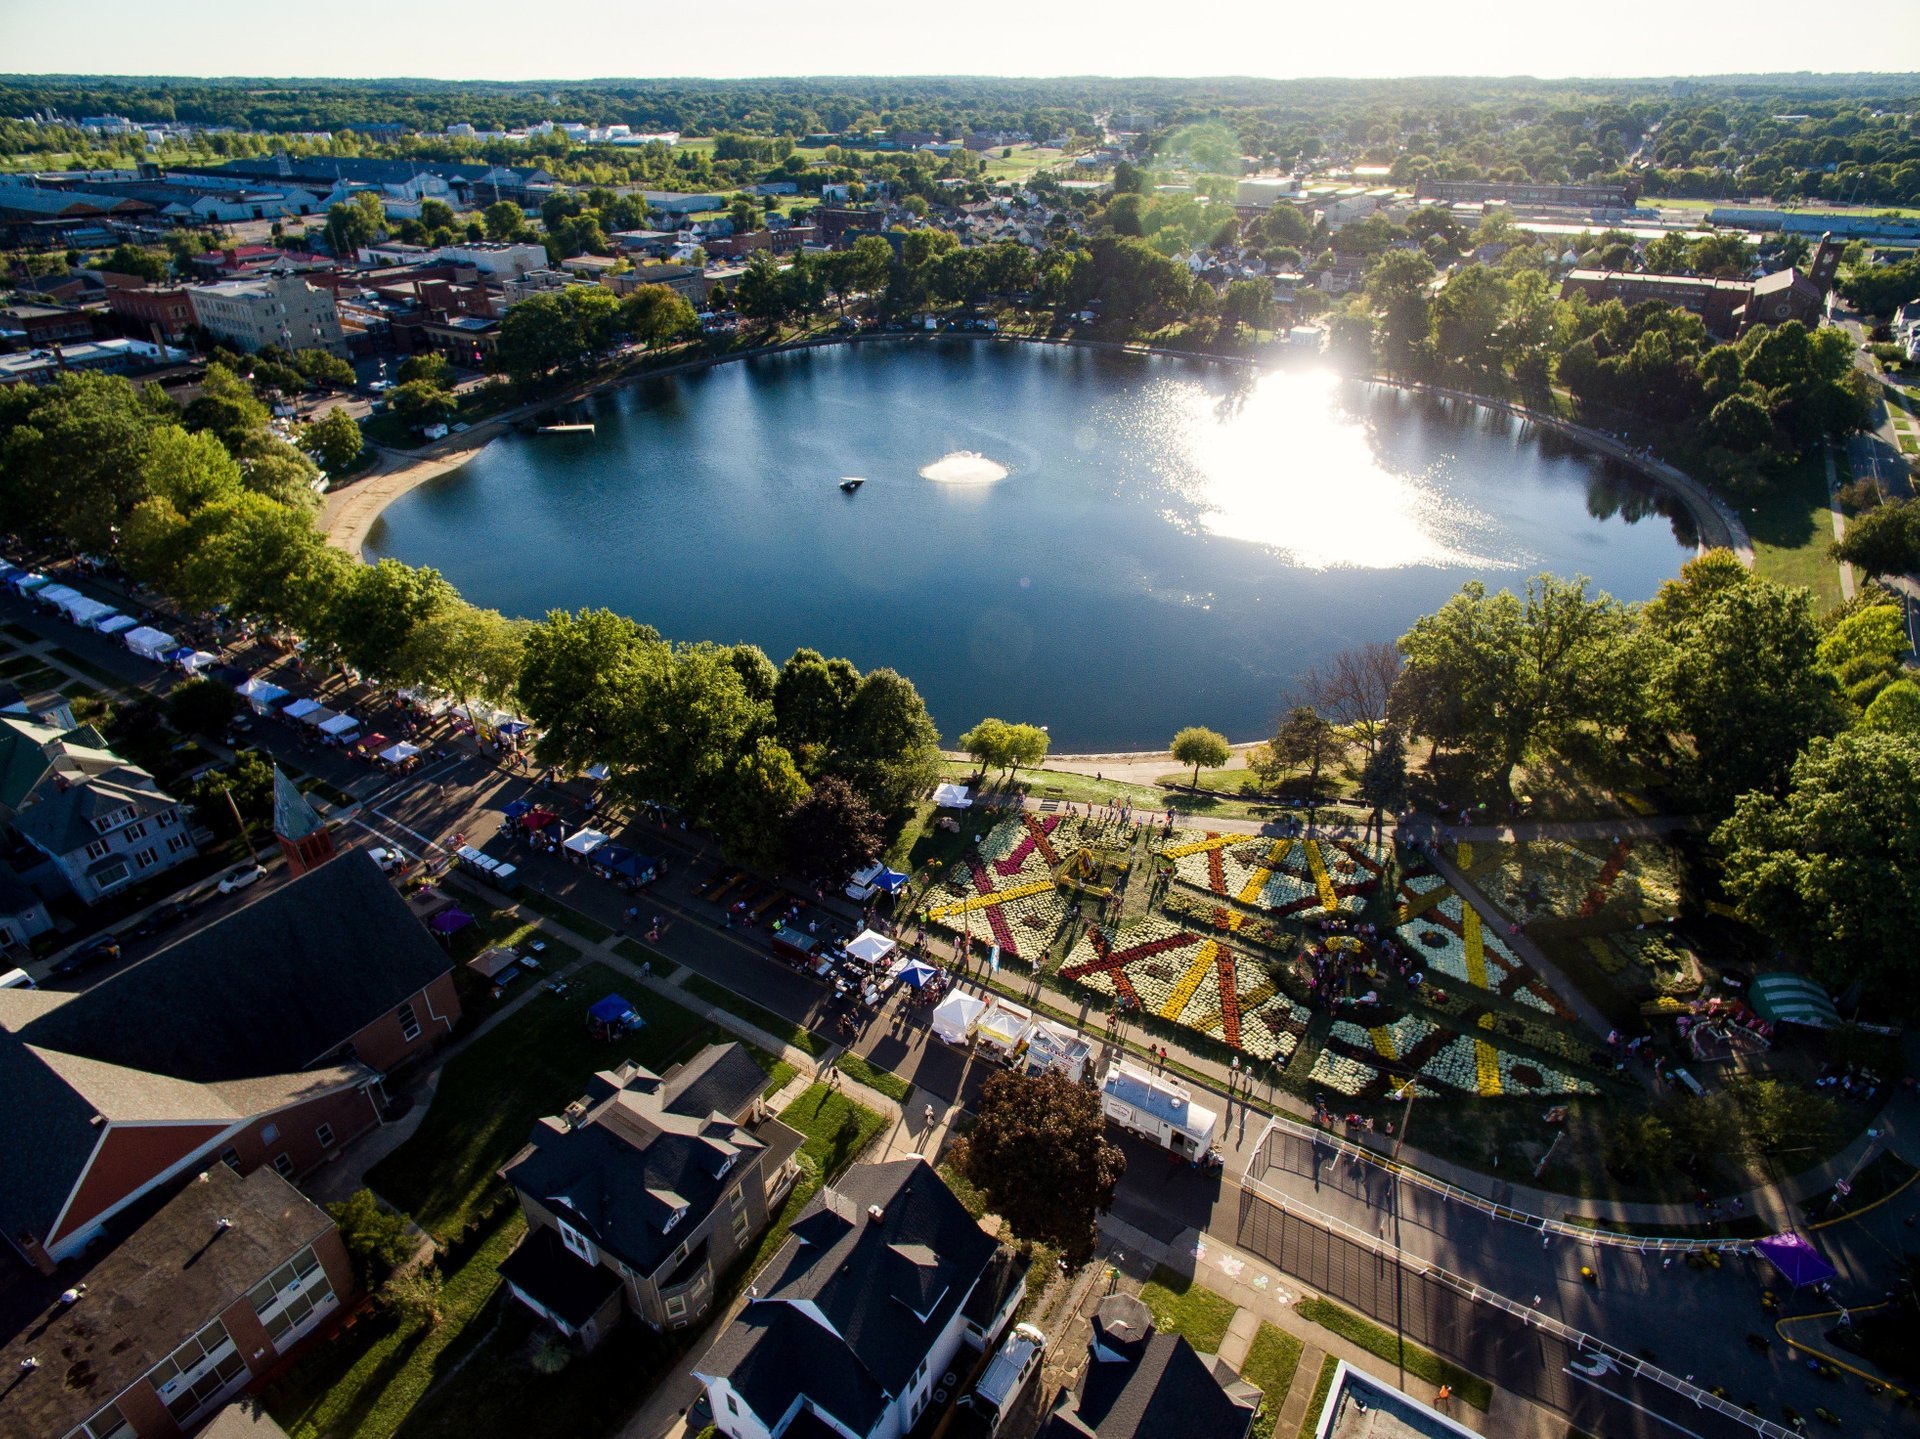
1040;1324;1257;1439
15;851;450;1082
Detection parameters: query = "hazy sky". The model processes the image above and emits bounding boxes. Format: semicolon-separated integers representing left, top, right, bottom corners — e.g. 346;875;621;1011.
3;0;1915;82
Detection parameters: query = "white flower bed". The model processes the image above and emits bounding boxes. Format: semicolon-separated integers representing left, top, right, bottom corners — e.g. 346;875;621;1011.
1496;1050;1599;1096
1419;1035;1480;1094
1306;1047;1379;1097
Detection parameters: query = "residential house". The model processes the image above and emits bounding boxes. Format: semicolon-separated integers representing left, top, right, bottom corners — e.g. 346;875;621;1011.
1035;1293;1260;1439
694;1158;1029;1439
0;850;459;1270
187;272;349;359
0;1163;351;1439
4;717;198;903
498;1043;806;1347
0;867;53;952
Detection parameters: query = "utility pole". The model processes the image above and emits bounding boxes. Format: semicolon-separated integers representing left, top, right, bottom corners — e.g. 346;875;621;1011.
226;788;260;866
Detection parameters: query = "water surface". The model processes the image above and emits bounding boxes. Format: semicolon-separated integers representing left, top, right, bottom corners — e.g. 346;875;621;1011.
367;341;1694;751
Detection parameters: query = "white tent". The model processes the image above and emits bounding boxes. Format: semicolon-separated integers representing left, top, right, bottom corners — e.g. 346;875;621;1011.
236;677;288;713
380;740;423;765
583;762;611;781
844;929;897;966
298;704;340;729
95;613;136;636
36;583;81;609
563;827;609;858
124;626;176;661
280;697;322;722
179;650;220;673
63;596;117;627
931;991;987;1046
318;712;360;739
932;782;974;809
976;999;1035;1057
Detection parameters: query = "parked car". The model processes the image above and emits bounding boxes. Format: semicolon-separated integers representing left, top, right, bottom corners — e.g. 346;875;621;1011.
368;846;412;874
128;900;194;941
844;860;885;902
53;935;122;978
217;863;267;895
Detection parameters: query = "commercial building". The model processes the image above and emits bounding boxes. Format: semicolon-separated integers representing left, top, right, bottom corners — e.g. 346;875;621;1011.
1559;235;1839;338
0;1163;350;1439
1414;179;1637;211
108;285;195;342
187;272;348;358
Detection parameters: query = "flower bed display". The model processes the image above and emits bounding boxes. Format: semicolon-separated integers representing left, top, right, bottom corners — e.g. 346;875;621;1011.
1060;917;1303;1060
1392;890;1570;1017
920;813;1074;959
1306;1046;1381;1097
1160;831;1389;919
1464;837;1684;927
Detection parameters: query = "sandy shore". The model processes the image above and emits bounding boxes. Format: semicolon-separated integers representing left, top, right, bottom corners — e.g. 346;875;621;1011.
320;434;499;555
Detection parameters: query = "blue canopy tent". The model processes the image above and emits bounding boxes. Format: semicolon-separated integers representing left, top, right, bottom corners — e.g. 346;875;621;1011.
587;992;643;1039
592;844;657;883
210;664;250;687
874;866;910;895
889;958;940;990
502;799;534;823
1754;1232;1837;1289
498;720;530;736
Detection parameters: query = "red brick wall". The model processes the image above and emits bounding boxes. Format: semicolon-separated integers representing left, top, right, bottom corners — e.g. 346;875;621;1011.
115;1378;183;1439
347;973;460;1072
227;1086;380;1178
49;1122;228;1249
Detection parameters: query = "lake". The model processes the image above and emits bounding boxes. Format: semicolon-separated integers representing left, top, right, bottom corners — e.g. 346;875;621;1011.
365;340;1696;752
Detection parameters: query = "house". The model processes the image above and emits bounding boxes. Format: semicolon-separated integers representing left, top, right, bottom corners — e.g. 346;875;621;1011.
498;1043;806;1347
0;1162;351;1439
1302;1361;1480;1439
0;866;53;952
0;850;459;1270
108;284;196;342
693;1158;1029;1439
604;263;712;306
1036;1292;1261;1439
4;717;198;902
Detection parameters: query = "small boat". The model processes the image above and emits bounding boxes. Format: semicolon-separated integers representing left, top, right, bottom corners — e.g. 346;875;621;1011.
537;423;595;435
839;476;865;492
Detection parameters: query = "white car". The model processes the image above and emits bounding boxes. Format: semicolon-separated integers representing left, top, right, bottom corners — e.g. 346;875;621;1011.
844;861;885;902
217;863;267;895
368;846;412;874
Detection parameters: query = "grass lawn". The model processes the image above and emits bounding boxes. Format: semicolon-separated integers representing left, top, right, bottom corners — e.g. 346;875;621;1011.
1745;451;1846;614
944;758;1281;822
613;936;676;976
682;973;825;1057
982;145;1065;180
833;1049;913;1101
1241;1322;1306;1439
742;1083;890;1279
1295;1354;1341;1439
364;962;716;1241
1138;1265;1238;1355
513;885;617;943
1293;1297;1491;1410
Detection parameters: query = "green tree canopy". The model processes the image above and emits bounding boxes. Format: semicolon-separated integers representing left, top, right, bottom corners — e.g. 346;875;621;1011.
302;408;364;474
1170;725;1232;788
1832;499;1920;580
956;1070;1126;1262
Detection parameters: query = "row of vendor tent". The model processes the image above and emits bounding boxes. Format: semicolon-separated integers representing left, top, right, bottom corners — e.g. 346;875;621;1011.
927;990;1091;1079
281;696;362;741
508;808;661;883
1;562;136;636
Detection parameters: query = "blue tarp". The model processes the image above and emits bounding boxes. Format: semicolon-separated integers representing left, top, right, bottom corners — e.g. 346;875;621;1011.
588;993;636;1023
502;799;533;822
592;844;655;879
875;866;910;894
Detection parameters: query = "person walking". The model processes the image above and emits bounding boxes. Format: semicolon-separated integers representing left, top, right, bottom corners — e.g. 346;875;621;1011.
923;1102;936;1127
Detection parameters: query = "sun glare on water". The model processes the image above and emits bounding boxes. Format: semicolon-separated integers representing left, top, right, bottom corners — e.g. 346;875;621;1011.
1154;369;1504;571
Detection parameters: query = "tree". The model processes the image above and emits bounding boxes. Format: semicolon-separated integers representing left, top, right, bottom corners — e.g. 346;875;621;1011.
292;349;356;391
325;192;386;257
622;284;699;349
1367;248;1437;373
1601;1110;1673;1182
1302;642;1401;758
0;371;176;550
380;1266;445;1329
388;379;458;430
834;668;942;813
166;677;241;736
1703;392;1774;451
1356;725;1411;836
785;774;887;883
327;1188;416;1287
1832;498;1920;580
1272;705;1340;789
183;362;273;458
1647;569;1844;808
1170;726;1231;790
483;199;526;241
958;717;1048;777
774;648;858;761
710;736;808;870
956;1070;1125;1262
319;557;457;681
397;352;454;388
398;604;527;711
495;287;621;382
1816;604;1907;712
302;408;363;474
99;243;169;282
1863;678;1920;733
517;608;666;771
1395;575;1637;794
1715;730;1920;990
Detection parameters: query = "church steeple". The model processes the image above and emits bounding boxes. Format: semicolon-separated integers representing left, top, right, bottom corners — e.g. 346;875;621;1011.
272;765;336;876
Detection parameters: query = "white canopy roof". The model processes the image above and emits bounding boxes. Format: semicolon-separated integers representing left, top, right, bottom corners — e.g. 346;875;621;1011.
180;650;220;672
63;596;116;626
976;999;1035;1052
844;929;897;965
932;781;973;809
931;991;987;1045
36;583;81;607
237;677;287;705
281;697;322;721
95;613;137;635
298;704;340;728
380;741;423;764
124;626;176;659
318;711;360;736
563;827;609;856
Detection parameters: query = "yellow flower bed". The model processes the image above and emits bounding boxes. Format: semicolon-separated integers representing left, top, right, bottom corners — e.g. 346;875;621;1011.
1463;906;1488;989
1306;841;1339;913
924;877;1057;921
1162;833;1236;859
1160;939;1220;1021
1236;839;1292;905
1475;1013;1502;1096
1369;1026;1399;1060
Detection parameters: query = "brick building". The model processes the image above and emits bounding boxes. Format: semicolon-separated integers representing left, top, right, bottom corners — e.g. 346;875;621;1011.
0;851;458;1271
1560;237;1839;338
108;286;196;342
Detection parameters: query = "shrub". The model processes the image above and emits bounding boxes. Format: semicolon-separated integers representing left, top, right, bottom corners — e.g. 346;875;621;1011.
327;1188;417;1287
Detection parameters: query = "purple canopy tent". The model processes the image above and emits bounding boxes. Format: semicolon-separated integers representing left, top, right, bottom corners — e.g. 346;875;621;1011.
429;907;475;936
1754;1232;1837;1289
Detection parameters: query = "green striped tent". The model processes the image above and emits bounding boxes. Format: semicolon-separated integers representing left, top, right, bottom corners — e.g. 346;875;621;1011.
1750;973;1840;1029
